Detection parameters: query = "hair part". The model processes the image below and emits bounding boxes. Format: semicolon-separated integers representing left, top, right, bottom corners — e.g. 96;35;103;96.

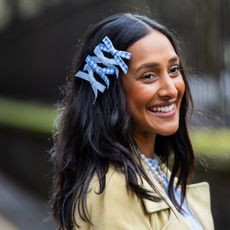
49;13;194;229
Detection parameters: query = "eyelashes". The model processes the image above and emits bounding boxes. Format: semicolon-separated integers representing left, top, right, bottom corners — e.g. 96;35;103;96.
140;64;182;81
169;65;182;77
141;72;157;80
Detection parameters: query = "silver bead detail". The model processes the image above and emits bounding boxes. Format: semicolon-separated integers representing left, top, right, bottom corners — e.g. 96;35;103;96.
140;154;165;188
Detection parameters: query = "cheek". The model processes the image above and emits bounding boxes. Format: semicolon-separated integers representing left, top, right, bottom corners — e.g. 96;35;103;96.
125;86;153;111
175;77;185;98
122;81;141;104
125;89;143;113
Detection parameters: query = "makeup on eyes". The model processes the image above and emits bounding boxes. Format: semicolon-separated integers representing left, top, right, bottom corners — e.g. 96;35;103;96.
133;55;180;76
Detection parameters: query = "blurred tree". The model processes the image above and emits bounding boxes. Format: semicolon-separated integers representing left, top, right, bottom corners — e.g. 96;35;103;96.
0;0;229;102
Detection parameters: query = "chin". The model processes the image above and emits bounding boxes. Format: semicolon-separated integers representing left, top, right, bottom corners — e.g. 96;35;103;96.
156;126;179;136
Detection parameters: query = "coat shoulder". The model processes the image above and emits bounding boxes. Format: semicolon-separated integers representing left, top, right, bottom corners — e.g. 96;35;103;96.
89;166;128;194
74;166;152;229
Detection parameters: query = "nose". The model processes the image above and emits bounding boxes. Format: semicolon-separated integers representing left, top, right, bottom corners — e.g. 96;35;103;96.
157;73;178;99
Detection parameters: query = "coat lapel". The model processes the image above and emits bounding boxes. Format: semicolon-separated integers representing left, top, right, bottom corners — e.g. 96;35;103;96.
186;182;215;230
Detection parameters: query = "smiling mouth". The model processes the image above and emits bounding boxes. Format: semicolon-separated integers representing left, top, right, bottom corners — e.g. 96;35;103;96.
149;103;176;113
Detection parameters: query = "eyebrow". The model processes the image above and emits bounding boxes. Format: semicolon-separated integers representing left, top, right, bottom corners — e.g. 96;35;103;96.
134;56;180;73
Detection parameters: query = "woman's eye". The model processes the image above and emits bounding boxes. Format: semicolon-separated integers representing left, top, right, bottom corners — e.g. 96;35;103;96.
141;72;157;80
169;65;181;76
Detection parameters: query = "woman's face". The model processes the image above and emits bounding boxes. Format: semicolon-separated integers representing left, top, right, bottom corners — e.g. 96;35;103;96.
122;30;185;138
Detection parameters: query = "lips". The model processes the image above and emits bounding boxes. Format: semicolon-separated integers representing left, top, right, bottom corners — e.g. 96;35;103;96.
149;103;176;113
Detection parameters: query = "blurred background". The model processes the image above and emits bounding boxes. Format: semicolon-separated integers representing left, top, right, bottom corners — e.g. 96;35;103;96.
0;0;229;229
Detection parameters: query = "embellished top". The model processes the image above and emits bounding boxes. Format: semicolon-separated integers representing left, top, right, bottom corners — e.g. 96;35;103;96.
142;154;203;230
74;162;214;229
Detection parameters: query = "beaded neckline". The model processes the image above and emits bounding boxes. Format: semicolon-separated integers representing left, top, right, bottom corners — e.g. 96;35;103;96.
131;145;204;230
131;144;167;189
140;154;165;188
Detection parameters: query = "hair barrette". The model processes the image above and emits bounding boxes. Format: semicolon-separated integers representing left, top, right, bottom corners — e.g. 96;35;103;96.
75;36;132;103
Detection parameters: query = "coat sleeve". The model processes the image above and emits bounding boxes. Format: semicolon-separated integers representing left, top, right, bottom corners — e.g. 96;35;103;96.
73;168;152;230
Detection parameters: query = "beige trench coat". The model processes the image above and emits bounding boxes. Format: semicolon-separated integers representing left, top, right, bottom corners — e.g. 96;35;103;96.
74;165;214;230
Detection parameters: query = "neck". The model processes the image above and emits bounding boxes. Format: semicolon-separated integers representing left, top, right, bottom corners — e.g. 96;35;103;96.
132;131;156;158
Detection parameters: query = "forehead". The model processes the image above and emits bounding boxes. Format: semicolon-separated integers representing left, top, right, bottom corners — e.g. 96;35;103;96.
127;30;178;68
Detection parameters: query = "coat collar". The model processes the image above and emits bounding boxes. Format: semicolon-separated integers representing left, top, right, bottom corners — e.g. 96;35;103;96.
140;160;214;229
141;165;181;220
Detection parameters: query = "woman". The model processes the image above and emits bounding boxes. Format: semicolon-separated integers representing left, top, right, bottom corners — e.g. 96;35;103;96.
50;13;214;229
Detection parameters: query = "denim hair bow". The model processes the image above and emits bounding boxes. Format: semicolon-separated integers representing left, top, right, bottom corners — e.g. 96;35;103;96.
75;36;132;103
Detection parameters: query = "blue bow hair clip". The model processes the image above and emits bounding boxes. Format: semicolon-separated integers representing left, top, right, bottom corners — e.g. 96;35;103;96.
85;55;115;88
75;36;132;103
99;36;131;74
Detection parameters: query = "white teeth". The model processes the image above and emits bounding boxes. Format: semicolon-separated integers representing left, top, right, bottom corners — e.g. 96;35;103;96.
150;103;175;113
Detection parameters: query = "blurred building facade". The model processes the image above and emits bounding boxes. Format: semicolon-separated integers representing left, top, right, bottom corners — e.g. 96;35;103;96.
0;0;230;124
0;0;230;229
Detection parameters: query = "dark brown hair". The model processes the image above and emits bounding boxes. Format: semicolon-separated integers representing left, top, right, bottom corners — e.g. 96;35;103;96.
49;13;194;230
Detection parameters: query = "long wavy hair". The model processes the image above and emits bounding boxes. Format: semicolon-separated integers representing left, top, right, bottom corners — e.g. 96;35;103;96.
49;13;194;230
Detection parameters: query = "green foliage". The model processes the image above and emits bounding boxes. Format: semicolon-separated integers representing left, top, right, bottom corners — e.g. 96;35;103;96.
0;97;55;134
0;97;229;160
190;128;230;170
191;129;230;155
